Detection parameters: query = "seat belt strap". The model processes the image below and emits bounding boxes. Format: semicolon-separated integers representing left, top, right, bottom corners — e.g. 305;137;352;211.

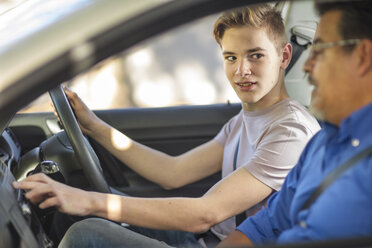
233;137;240;171
285;34;310;75
232;137;247;226
300;145;372;211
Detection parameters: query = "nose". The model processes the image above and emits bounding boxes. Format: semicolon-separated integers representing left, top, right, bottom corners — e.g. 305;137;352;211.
235;58;252;76
302;51;315;74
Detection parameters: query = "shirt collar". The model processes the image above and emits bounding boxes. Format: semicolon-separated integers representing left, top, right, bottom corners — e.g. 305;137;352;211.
322;103;372;143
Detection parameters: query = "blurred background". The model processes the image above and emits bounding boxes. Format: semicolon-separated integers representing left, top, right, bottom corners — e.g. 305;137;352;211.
1;0;316;112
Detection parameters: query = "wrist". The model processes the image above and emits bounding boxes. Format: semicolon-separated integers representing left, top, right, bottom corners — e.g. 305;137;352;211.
89;192;124;222
86;191;106;217
84;118;106;137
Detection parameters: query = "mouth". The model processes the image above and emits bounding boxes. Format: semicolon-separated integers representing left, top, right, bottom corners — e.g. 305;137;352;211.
307;76;317;87
237;82;254;86
308;76;319;98
235;81;257;91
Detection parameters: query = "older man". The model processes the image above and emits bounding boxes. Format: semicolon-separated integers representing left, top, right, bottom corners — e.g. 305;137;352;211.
219;0;372;246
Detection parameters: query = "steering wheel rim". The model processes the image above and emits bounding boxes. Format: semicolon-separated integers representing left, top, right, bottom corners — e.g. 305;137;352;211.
49;85;111;193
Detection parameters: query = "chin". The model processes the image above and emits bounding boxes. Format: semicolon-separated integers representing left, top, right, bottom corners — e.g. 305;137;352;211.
309;103;326;122
239;94;262;104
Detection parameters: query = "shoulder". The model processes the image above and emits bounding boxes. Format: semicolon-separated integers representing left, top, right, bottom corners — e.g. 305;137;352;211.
271;99;321;135
214;110;243;144
297;128;327;165
223;109;244;132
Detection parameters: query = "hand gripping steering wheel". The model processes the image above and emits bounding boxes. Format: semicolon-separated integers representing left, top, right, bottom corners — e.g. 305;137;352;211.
49;85;111;193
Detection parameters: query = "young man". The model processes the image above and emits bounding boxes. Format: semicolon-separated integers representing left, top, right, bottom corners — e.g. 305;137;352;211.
219;1;372;247
13;4;320;248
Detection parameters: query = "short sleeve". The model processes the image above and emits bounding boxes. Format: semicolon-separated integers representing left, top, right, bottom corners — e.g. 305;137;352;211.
214;111;242;146
244;120;314;191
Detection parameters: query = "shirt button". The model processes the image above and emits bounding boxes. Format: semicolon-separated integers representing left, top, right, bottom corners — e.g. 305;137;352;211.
351;139;360;147
300;221;307;228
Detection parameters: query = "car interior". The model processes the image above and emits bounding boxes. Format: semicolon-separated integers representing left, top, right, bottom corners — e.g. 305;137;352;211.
0;0;371;247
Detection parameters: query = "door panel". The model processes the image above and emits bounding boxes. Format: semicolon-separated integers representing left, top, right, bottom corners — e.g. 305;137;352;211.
95;103;241;197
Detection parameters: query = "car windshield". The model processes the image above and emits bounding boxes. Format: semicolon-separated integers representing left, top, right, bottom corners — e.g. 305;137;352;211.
0;0;92;52
0;0;166;92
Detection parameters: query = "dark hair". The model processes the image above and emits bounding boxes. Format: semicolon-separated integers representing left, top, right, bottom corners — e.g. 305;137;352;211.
315;0;372;42
213;4;286;53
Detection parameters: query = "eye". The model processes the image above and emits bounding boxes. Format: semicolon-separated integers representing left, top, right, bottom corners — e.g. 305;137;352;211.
309;48;322;59
251;54;263;59
224;55;236;62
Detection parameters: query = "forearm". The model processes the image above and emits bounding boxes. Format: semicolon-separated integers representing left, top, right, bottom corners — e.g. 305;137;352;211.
89;192;216;232
86;120;180;188
86;120;223;189
13;173;213;231
87;168;273;233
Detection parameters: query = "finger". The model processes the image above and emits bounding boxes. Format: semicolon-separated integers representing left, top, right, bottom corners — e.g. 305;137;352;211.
64;88;85;109
64;90;78;110
50;103;59;117
12;180;34;190
64;87;75;100
13;178;46;191
22;173;54;183
26;191;50;204
13;174;58;194
63;87;74;101
64;86;71;92
39;196;60;210
23;183;56;203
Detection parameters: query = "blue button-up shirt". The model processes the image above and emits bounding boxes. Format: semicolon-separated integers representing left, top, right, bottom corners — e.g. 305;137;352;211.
237;103;372;244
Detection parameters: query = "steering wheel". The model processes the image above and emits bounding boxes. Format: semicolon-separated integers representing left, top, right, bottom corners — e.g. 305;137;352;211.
49;85;111;193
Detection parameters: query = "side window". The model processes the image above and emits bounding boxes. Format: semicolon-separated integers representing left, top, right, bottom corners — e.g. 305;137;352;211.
20;13;239;113
19;0;318;113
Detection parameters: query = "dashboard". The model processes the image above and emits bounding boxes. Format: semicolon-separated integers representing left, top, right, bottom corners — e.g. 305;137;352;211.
0;128;51;248
0;128;21;173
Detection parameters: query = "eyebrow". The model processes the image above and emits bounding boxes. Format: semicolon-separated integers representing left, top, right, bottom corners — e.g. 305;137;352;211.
222;47;266;55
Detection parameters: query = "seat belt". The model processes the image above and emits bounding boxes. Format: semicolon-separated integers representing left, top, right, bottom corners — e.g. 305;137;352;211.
300;145;372;212
232;137;247;226
234;141;372;225
233;137;240;171
285;34;310;75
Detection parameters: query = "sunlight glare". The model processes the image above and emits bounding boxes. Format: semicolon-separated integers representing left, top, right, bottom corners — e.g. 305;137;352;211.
89;64;118;109
175;62;216;104
134;75;175;107
111;129;133;150
106;194;122;220
126;48;153;68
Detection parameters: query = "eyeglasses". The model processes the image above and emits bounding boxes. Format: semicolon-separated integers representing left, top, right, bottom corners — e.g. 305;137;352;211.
307;38;361;59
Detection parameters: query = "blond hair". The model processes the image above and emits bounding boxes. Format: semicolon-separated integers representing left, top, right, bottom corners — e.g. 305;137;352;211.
213;4;286;53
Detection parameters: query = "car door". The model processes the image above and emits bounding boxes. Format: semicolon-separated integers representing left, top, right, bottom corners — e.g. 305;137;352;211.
93;103;241;197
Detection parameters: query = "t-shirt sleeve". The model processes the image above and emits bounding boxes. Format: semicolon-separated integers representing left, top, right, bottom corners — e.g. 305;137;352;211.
244;120;313;191
214;112;240;146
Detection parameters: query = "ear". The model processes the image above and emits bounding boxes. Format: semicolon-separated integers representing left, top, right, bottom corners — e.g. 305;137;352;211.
280;42;293;70
356;39;372;77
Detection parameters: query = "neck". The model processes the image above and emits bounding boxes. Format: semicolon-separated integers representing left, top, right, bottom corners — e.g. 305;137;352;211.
242;78;289;111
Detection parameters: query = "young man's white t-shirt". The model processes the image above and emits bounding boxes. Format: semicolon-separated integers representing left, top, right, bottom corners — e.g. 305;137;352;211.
211;99;321;240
